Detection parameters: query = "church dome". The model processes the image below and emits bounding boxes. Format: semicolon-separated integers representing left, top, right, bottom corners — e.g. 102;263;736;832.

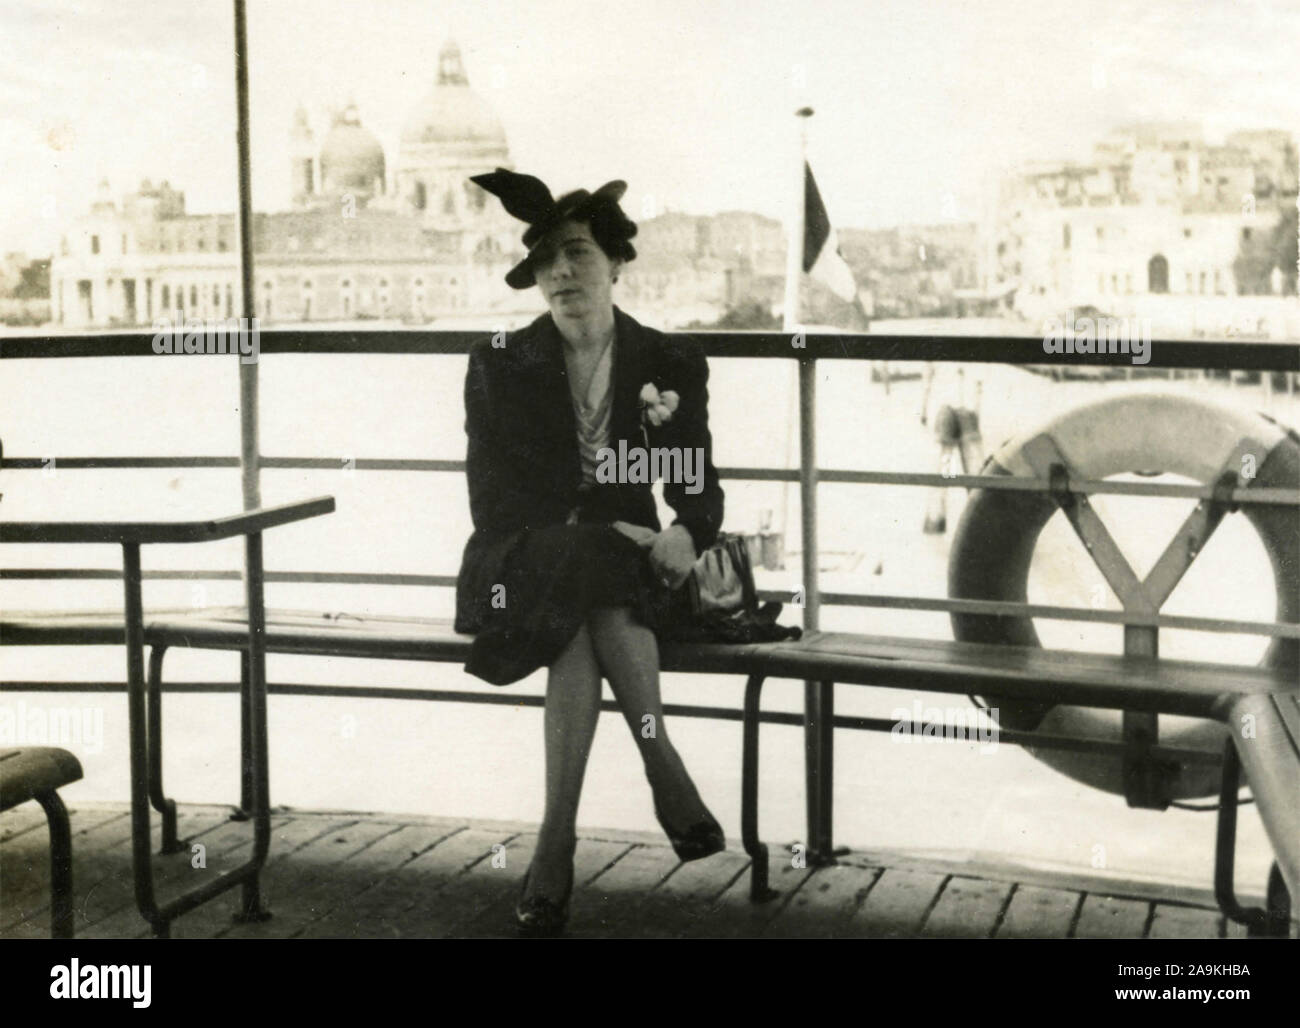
400;40;506;148
319;104;386;191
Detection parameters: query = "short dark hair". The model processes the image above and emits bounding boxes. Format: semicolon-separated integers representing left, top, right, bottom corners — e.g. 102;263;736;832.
557;191;638;265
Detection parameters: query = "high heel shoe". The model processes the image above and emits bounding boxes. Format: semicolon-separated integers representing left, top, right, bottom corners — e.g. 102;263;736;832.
514;864;573;939
654;800;726;862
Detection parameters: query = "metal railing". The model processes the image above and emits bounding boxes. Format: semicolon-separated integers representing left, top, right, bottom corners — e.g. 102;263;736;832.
4;328;1299;848
4;328;1299;633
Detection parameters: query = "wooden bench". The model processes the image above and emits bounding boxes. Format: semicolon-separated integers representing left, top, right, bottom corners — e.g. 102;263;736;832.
0;746;84;938
5;602;1295;936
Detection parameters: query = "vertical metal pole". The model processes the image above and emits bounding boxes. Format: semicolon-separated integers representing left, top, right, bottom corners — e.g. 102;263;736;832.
238;530;271;920
782;106;833;860
781;109;810;337
232;1;270;923
799;359;834;861
123;542;163;935
234;0;260;513
779;108;812;563
237;648;253;817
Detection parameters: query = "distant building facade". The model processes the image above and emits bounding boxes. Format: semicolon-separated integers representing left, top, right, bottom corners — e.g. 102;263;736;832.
50;40;529;329
619;209;787;325
841;223;978;319
980;123;1298;330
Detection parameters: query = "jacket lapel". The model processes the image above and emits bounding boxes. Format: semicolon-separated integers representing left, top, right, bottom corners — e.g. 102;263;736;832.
515;314;581;488
611;306;647;448
512;308;648;493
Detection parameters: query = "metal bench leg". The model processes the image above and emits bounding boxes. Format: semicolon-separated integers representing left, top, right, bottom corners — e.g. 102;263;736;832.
35;789;74;939
1213;740;1287;937
742;674;778;902
122;542;170;938
805;679;843;865
230;649;253;822
146;645;183;854
117;539;278;937
234;530;272;924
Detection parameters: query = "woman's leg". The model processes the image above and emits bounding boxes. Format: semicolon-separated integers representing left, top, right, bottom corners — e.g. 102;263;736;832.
586;606;713;829
527;622;602;902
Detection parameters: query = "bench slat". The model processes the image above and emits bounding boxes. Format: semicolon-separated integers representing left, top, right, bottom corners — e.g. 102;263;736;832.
0;748;84;810
6;609;1292;717
752;633;1292;718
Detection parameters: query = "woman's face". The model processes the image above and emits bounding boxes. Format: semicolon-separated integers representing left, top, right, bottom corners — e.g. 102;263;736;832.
532;219;620;320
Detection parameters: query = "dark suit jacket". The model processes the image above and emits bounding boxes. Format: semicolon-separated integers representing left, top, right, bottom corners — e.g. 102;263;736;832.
454;306;724;633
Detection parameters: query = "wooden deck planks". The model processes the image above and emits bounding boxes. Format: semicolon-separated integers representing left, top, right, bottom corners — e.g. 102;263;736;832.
222;819;417;939
697;859;813;939
1;807;49;844
3;809;230;939
1147;904;1225;940
0;805;1263;940
159;814;366;938
1074;894;1153;939
764;863;878;938
597;848;752;940
392;829;536;939
80;813;299;939
300;826;516;939
995;885;1081;939
850;868;949;938
566;843;685;938
920;875;1014;938
1;806;131;931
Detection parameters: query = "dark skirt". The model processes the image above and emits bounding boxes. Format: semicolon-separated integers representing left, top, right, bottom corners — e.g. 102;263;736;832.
463;521;663;686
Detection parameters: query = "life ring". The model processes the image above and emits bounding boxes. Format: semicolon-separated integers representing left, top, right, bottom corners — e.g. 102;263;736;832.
948;391;1300;799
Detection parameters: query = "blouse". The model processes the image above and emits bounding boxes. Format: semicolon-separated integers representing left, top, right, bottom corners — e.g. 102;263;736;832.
567;339;614;486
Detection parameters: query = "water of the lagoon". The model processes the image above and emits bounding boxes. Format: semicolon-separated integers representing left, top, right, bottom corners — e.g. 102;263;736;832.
2;334;1291;892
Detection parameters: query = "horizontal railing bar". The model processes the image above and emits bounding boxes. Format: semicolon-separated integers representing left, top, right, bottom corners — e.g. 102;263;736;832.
3;329;1298;370
816;471;1300;505
0;678;1225;764
811;591;1300;638
1;457;241;470
0;568;457;586
3;573;1295;637
5;457;1298;506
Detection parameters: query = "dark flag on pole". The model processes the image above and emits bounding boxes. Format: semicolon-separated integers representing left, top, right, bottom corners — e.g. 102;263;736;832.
801;162;870;329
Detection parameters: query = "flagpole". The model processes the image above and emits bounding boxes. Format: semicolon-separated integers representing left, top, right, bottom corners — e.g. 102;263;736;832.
783;106;835;863
782;107;812;335
234;0;260;514
780;106;812;547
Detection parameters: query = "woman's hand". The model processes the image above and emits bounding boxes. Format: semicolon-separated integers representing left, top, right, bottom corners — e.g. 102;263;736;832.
611;520;658;548
648;524;697;590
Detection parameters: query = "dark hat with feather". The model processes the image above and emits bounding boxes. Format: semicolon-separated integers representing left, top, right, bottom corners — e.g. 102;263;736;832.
470;168;638;289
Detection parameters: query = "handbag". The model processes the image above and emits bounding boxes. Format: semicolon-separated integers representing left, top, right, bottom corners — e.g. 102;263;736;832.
675;532;757;619
657;532;801;644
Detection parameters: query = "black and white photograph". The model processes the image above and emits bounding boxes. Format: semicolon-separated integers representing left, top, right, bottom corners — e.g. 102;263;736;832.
0;0;1297;985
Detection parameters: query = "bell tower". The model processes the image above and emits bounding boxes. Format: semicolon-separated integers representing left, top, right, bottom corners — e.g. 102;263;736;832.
290;104;315;206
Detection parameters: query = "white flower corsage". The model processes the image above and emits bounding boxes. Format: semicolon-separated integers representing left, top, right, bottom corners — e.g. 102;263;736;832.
639;382;680;447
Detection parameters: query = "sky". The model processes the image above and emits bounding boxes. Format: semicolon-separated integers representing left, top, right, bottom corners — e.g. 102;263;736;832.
2;0;1298;256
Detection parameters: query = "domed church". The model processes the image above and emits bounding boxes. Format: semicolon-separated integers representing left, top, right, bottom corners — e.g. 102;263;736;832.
397;39;510;229
51;39;532;328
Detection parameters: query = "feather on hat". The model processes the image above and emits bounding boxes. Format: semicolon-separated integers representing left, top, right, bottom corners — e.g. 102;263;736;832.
470;168;635;289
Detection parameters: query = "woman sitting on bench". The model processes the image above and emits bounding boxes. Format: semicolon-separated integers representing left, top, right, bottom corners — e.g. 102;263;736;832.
455;169;727;937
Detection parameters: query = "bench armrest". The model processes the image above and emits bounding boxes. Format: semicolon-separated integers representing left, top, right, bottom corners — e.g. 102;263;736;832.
0;495;336;544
